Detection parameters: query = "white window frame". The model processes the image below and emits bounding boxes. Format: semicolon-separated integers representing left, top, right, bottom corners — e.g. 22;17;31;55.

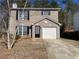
18;10;28;20
41;11;50;15
16;25;28;36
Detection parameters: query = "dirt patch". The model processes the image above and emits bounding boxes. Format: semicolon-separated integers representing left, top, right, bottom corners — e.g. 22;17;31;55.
0;39;48;59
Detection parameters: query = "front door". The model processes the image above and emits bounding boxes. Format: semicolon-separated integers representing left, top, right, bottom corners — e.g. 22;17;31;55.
35;26;40;38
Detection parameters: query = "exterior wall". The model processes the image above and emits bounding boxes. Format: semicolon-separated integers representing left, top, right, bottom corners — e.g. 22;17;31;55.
9;10;31;35
51;11;58;22
9;9;59;39
32;19;60;39
74;12;79;31
57;27;60;39
30;11;58;24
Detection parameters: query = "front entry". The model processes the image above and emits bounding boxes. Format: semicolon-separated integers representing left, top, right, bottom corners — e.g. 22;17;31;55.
35;26;41;38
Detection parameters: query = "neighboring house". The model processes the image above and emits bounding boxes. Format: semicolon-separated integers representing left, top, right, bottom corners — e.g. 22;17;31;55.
74;11;79;31
65;4;79;31
9;4;61;39
64;10;74;32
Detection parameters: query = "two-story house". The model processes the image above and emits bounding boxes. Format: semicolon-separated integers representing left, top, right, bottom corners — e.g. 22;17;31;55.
9;4;60;39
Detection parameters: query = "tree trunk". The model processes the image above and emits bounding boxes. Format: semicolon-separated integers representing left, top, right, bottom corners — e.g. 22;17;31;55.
7;31;11;49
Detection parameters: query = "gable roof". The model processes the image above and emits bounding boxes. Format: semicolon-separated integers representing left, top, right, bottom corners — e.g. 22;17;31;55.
33;18;61;26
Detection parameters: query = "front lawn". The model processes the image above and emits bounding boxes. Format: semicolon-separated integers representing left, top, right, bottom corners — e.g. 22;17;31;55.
0;39;48;59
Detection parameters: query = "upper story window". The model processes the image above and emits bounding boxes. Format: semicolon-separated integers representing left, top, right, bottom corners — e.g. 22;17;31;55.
16;10;29;20
41;10;50;15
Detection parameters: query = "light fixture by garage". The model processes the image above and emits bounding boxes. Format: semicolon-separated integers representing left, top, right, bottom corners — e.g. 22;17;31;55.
44;20;48;24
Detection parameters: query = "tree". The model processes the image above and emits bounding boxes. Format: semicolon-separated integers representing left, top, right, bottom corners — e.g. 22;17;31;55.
6;0;29;49
59;10;65;24
17;0;26;7
0;0;8;33
10;0;32;8
62;0;74;31
50;0;60;8
26;1;32;7
34;0;49;8
0;0;11;49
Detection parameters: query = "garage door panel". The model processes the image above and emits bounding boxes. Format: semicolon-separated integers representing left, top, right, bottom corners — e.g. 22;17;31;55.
42;28;56;39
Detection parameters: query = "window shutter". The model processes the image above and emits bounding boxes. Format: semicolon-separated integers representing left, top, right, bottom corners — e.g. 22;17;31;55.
41;11;43;15
16;10;18;20
16;26;18;35
27;26;29;35
27;11;30;20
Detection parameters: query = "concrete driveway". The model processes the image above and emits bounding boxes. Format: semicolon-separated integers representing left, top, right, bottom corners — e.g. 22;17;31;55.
44;39;79;59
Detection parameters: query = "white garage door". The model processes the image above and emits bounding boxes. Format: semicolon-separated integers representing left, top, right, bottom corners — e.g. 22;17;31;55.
42;28;56;39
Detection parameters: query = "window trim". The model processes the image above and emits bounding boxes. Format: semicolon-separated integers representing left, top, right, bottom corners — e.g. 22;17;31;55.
35;26;41;38
17;10;29;20
16;25;29;36
35;26;40;34
41;10;50;15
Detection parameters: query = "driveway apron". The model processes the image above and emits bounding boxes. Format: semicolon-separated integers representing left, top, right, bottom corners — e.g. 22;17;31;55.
44;39;79;59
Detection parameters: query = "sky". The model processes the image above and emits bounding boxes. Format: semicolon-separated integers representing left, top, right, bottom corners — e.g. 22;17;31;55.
74;0;79;4
0;0;79;4
56;0;79;9
0;0;79;9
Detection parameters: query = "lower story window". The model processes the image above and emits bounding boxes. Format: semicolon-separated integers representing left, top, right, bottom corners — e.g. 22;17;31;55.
16;26;29;36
